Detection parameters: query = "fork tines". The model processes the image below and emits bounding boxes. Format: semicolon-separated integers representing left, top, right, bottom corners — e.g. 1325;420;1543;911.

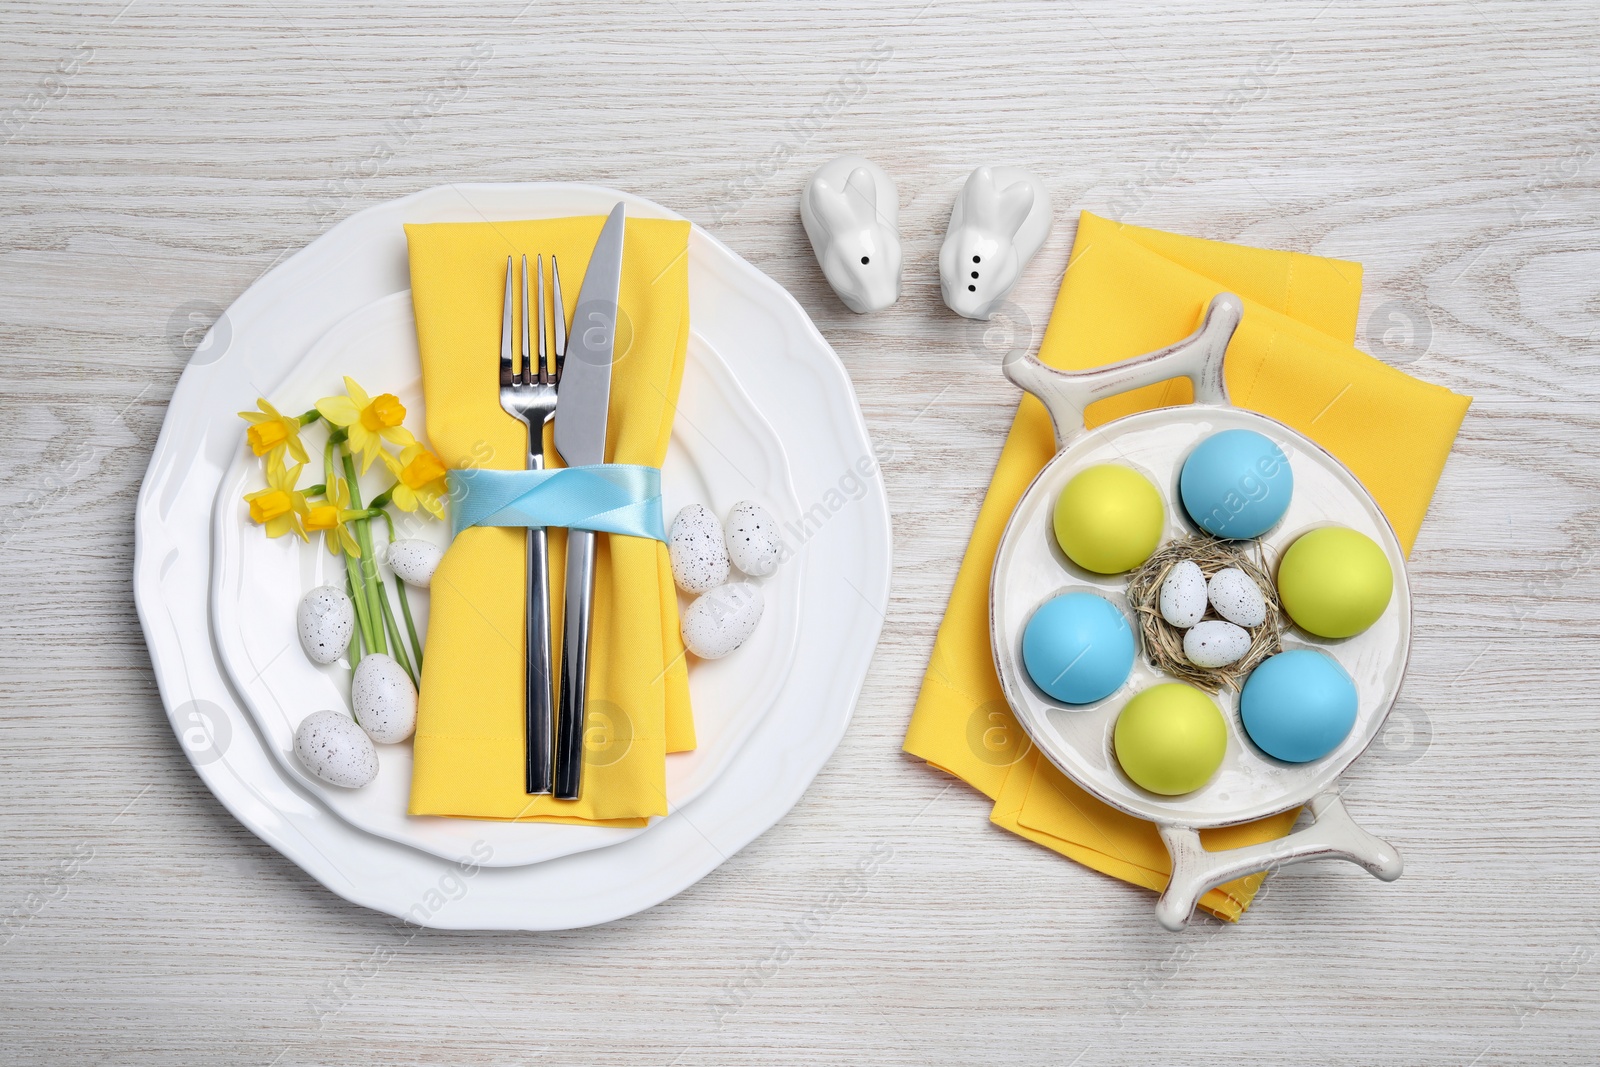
499;254;566;386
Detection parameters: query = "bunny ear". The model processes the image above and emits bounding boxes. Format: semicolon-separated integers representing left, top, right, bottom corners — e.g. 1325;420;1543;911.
964;166;998;207
993;180;1035;240
810;177;859;236
960;167;1000;225
844;167;879;224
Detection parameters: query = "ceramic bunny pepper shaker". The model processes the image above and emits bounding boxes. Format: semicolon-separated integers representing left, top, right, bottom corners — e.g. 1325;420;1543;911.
800;155;903;313
939;166;1052;321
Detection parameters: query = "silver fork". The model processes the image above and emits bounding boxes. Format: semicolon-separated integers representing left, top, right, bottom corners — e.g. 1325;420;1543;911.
498;253;565;795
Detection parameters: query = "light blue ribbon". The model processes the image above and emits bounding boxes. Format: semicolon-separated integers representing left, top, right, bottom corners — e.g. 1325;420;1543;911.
447;465;667;542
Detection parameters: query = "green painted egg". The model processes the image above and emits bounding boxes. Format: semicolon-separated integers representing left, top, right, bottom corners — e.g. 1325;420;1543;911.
1052;464;1164;575
1113;683;1227;796
1277;526;1393;639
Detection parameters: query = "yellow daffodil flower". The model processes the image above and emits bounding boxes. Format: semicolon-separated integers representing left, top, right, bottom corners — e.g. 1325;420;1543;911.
315;376;416;473
237;399;310;465
302;476;364;557
381;442;449;520
243;453;309;541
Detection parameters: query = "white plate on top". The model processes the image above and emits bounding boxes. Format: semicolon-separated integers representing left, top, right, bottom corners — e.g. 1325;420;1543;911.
211;290;805;867
134;182;891;929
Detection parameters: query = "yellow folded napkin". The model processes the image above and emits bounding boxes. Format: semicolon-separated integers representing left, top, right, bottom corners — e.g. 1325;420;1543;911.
906;211;1470;919
404;216;695;825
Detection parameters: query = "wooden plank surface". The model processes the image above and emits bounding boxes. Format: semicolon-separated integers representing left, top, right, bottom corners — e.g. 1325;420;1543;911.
2;1;1598;1063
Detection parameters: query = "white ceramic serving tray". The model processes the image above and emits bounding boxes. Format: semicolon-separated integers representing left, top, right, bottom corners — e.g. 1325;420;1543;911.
992;295;1407;929
211;291;805;867
134;182;891;929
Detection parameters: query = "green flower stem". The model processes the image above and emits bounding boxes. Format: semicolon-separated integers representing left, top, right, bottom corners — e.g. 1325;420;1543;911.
322;436;339;506
341;450;389;657
398;585;424;676
343;545;378;660
331;440;377;658
367;515;417;683
377;510;425;674
304;483;326;498
375;578;418;687
296;408;323;426
344;567;364;673
323;428;376;667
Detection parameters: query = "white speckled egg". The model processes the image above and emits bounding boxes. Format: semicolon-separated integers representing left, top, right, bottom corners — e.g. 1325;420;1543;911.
1208;567;1267;627
1183;620;1252;668
387;539;443;587
724;500;782;578
351;653;417;744
293;710;379;788
1158;560;1207;629
298;585;354;665
669;504;730;595
680;581;764;659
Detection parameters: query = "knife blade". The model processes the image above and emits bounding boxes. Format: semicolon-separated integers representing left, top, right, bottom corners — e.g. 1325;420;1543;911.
553;203;625;466
552;202;625;800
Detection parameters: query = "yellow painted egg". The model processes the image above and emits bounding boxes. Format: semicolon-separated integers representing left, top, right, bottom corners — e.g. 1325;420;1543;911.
1052;464;1164;574
1277;526;1393;639
1112;683;1227;796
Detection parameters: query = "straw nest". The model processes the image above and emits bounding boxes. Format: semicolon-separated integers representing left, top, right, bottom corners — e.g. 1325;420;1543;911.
1125;534;1283;694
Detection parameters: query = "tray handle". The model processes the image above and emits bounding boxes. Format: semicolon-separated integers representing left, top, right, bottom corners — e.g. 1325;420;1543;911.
1154;791;1404;931
1004;292;1243;449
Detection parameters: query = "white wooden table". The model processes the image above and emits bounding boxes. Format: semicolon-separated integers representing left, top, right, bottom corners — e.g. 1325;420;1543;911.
3;2;1597;1063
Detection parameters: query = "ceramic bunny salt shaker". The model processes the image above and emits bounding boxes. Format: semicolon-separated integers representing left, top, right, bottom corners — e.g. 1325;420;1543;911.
938;166;1052;321
799;155;903;314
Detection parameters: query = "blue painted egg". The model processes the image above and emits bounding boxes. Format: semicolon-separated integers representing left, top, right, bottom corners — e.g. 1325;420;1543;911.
1240;649;1358;763
1179;428;1293;539
1021;592;1135;705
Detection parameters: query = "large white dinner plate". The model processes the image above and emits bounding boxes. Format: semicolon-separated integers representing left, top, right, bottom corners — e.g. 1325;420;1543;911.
134;183;891;929
211;290;805;867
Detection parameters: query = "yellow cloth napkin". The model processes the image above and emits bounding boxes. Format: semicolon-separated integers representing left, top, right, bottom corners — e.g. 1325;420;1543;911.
906;212;1471;919
404;216;695;824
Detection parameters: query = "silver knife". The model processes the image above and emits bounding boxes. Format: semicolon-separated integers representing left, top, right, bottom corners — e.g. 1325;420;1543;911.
552;202;626;800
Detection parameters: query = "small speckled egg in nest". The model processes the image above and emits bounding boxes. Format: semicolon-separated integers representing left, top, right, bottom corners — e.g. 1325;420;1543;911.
1182;620;1251;668
1158;560;1207;629
669;504;730;595
1207;567;1267;627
